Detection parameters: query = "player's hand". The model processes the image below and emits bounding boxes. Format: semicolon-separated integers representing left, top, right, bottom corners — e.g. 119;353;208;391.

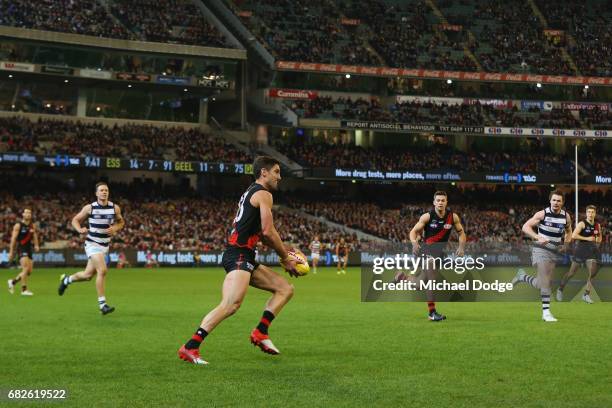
34;245;40;252
411;241;420;255
103;227;116;235
78;227;88;234
455;247;465;257
281;257;300;278
8;252;14;262
536;237;549;245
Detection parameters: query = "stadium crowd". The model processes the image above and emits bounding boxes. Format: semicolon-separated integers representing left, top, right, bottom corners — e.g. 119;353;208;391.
288;96;591;129
273;139;585;175
534;0;612;76
0;179;363;253
231;0;610;76
287;186;612;248
0;0;232;48
1;178;609;256
0;117;251;163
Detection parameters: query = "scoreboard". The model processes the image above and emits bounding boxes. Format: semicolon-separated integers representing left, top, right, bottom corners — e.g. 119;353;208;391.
0;152;253;175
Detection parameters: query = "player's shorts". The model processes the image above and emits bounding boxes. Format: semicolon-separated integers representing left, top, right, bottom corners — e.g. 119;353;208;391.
17;246;32;259
311;253;320;261
420;244;446;260
572;244;600;264
222;246;259;274
337;253;347;261
85;242;109;258
532;246;560;266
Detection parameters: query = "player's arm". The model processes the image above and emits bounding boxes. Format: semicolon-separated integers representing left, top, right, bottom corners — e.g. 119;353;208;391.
335;243;339;256
71;204;92;234
571;221;592;242
253;190;299;275
564;213;573;245
453;213;467;256
106;205;125;235
32;224;40;252
8;223;19;260
595;224;602;245
522;210;547;244
409;213;430;254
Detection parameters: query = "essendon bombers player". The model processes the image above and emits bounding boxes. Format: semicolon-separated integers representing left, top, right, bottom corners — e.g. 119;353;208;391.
7;208;40;296
178;156;302;365
409;191;466;321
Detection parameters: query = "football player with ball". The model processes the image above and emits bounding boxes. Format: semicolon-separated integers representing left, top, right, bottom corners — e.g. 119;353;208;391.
178;156;306;365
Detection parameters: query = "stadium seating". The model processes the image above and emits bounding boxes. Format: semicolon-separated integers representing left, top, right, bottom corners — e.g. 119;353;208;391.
231;0;610;76
272;137;603;175
0;117;251;163
0;0;233;48
286;96;599;128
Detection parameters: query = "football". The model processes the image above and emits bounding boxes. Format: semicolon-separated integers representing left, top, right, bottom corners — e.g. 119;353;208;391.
285;249;310;276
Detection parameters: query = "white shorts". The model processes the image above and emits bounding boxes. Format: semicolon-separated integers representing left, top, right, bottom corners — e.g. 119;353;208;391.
311;253;320;261
85;242;109;258
532;246;559;266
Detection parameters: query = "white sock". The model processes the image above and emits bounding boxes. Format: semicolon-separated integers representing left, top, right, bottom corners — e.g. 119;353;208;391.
64;276;73;285
98;296;107;309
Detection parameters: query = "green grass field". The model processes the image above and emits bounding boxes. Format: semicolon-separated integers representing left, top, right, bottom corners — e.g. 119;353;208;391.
1;267;611;407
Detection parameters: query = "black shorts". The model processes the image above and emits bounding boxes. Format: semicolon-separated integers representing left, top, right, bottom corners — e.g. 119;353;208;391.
572;245;600;264
17;246;32;260
421;244;446;259
222;247;259;274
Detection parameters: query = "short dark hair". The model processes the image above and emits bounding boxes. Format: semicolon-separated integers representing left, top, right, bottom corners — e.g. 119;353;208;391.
549;189;564;202
95;181;109;192
253;156;280;179
433;190;447;199
586;205;597;212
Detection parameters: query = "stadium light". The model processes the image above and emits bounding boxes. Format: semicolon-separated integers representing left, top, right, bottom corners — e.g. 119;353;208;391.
11;104;15;109
45;103;51;108
584;85;589;89
446;79;453;84
536;83;542;88
345;74;351;79
184;88;188;92
96;106;101;112
128;84;132;88
8;74;13;78
64;79;69;83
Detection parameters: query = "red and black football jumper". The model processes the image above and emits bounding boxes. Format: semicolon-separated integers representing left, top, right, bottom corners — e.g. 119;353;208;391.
421;209;454;258
16;221;34;259
337;243;348;259
572;220;601;264
221;183;266;274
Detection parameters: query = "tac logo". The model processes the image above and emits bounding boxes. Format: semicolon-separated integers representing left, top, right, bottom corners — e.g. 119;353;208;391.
594;130;608;137
573;130;586;136
487;127;502;134
510;128;523;134
552;129;565;136
429;223;437;228
444;224;452;229
531;128;544;135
